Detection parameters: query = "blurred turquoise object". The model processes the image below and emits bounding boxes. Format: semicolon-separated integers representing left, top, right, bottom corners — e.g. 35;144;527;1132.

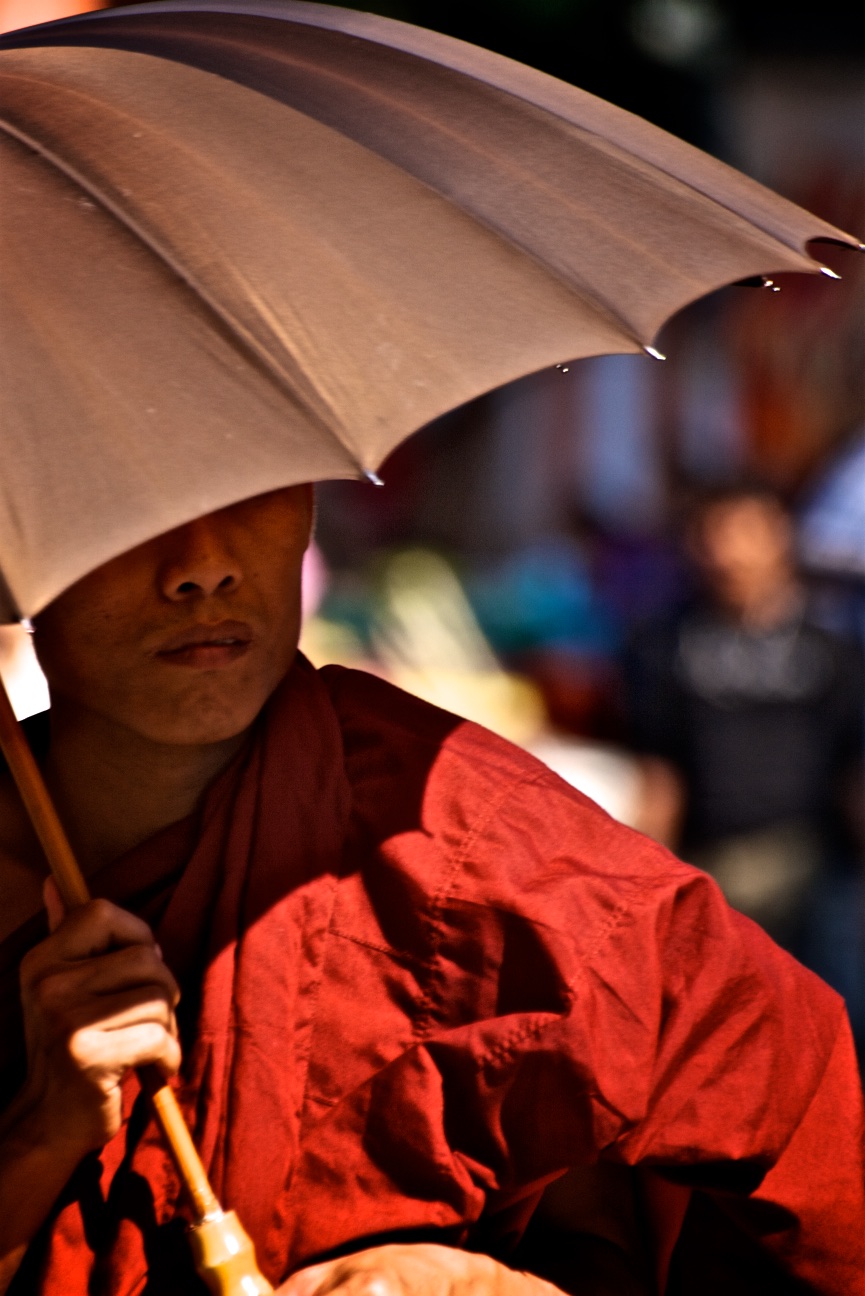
467;539;620;656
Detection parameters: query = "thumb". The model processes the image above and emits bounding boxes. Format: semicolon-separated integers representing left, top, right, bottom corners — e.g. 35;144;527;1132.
278;1261;331;1296
43;875;66;933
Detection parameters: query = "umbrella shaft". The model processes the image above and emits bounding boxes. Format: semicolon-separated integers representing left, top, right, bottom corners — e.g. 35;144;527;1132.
0;672;219;1220
141;1068;221;1218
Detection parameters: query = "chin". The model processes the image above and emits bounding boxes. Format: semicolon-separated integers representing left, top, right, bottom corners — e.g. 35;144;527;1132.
133;682;276;746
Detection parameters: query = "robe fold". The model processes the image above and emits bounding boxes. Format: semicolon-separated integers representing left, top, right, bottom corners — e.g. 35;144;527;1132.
2;656;863;1294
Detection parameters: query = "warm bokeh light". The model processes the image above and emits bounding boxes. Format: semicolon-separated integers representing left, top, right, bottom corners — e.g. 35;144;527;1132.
0;0;105;36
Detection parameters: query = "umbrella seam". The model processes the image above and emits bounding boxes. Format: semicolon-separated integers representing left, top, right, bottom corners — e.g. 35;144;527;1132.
4;10;837;347
223;51;813;346
0;112;369;476
0;47;651;358
12;0;856;258
172;34;662;349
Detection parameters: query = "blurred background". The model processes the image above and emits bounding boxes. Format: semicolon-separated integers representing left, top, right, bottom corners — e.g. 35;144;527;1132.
2;0;863;1049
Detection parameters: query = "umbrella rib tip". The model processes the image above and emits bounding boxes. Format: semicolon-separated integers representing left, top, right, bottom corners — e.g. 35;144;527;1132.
364;471;385;487
644;345;667;361
819;266;842;280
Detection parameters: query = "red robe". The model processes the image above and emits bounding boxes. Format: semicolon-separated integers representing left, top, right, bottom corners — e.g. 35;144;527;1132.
3;657;863;1294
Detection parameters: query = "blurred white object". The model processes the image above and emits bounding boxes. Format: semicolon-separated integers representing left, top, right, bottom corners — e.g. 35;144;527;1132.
0;624;50;719
799;432;865;576
372;549;546;746
374;549;499;675
527;734;643;827
305;546;643;815
300;615;368;670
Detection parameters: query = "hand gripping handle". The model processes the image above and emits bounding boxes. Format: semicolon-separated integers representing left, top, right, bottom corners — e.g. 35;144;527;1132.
0;675;273;1295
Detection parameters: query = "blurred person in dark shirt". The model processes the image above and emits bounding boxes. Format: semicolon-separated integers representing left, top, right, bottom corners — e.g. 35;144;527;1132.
625;482;864;954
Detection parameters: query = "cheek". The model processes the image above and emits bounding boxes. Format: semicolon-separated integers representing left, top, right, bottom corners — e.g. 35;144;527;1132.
250;555;305;635
33;602;133;698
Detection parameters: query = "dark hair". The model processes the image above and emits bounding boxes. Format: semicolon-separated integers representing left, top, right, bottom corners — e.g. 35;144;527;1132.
684;477;789;525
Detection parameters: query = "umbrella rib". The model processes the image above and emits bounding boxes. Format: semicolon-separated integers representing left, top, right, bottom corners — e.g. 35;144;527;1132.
222;49;704;348
255;2;857;254
287;64;823;334
276;59;659;347
0;113;366;475
91;23;810;348
101;23;658;349
59;1;854;255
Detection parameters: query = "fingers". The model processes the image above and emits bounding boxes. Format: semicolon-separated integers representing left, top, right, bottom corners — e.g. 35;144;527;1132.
70;1007;182;1078
22;898;161;979
45;942;179;1007
32;953;179;1026
280;1255;375;1296
49;898;158;961
71;986;176;1041
280;1246;486;1296
314;1249;541;1296
18;896;183;1152
282;1262;332;1296
21;897;180;1075
22;937;179;1043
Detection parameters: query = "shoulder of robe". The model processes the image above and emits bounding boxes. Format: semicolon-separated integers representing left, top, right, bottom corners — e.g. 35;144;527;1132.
318;663;701;907
318;665;848;1095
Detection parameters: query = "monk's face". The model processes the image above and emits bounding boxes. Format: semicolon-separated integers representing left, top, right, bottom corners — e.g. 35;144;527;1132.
32;485;314;745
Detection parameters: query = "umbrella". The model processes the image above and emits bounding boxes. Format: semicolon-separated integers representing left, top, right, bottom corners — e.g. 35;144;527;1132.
0;0;860;624
0;3;860;1289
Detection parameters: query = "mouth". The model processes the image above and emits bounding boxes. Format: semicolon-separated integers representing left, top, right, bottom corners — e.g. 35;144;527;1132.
154;621;253;669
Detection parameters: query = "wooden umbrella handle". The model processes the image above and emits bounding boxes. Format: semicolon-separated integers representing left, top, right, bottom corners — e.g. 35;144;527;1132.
0;672;274;1290
0;676;89;910
0;674;219;1219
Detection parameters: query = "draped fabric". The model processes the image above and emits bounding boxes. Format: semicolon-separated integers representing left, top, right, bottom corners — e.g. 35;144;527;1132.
3;657;863;1294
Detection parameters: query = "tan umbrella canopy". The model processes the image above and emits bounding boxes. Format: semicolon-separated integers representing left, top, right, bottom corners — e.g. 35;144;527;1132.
0;8;860;1289
0;0;859;622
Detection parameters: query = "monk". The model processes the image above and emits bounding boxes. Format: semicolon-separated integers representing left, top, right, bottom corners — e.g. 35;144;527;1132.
0;485;861;1296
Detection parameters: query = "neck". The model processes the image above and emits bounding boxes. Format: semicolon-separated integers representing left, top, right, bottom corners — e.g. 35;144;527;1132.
725;574;802;631
42;698;248;872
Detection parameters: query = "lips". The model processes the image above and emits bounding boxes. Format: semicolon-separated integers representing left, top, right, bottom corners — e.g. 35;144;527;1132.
155;621;253;668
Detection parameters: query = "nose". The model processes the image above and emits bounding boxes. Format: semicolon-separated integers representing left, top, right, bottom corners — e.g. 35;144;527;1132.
158;516;242;602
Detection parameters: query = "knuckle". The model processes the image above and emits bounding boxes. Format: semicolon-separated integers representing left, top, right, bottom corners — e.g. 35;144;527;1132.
67;1026;101;1070
147;948;174;981
136;1021;166;1052
145;959;179;1003
136;1020;177;1066
88;897;119;926
126;944;157;975
144;969;177;1008
70;1018;172;1070
148;996;174;1026
162;1036;182;1074
358;1277;397;1296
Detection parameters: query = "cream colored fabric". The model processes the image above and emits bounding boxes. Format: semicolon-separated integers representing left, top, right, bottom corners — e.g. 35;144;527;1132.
0;1;856;619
